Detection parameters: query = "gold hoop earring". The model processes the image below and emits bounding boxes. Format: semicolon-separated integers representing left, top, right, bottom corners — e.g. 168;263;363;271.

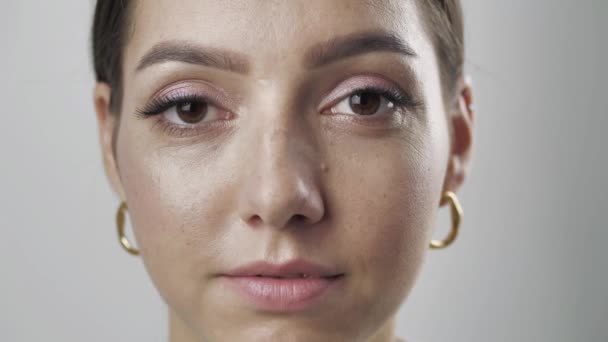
430;191;463;250
116;201;140;256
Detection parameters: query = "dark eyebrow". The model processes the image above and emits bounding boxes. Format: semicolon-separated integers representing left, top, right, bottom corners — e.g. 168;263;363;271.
135;31;415;74
135;40;250;74
304;30;417;68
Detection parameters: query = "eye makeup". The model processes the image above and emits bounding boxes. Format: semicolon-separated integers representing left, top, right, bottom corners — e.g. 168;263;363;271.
318;73;425;128
134;72;424;138
318;73;423;110
134;81;236;138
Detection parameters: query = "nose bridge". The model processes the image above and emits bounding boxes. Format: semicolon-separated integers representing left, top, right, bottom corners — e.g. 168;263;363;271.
237;109;324;230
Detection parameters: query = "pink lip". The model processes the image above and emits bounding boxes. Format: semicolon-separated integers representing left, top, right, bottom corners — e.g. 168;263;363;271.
220;259;345;312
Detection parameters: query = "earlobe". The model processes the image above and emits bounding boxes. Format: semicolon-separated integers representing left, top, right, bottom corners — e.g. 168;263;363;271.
94;83;127;201
443;75;476;195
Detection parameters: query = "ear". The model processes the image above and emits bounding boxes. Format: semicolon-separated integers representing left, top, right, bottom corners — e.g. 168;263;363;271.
94;83;127;201
442;75;475;196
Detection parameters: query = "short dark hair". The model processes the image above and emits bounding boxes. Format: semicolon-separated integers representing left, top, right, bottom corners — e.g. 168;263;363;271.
91;0;133;113
419;0;465;104
91;0;464;113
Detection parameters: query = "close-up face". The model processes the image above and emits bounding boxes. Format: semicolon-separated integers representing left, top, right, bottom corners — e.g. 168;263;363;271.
94;0;473;341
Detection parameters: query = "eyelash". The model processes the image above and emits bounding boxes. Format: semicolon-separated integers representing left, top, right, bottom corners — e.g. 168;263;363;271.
134;85;422;136
343;85;422;110
135;90;234;137
135;92;216;117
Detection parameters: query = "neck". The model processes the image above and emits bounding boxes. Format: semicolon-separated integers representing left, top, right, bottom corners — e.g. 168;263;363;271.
169;309;405;342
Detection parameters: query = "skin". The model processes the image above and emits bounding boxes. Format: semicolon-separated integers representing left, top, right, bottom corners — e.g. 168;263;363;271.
93;1;474;341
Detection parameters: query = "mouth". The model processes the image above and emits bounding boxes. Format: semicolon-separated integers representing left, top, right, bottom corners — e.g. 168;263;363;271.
220;259;345;312
221;258;344;279
247;273;344;279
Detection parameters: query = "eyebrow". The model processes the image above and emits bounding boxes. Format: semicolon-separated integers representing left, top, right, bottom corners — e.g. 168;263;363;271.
135;41;250;74
304;30;417;68
135;30;416;74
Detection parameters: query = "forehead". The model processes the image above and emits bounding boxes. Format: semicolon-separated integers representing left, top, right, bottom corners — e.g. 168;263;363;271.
124;0;428;73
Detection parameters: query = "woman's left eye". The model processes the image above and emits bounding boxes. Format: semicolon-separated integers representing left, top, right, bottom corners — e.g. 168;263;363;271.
329;91;396;117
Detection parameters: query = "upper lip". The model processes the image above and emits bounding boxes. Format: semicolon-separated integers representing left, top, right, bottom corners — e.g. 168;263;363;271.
222;259;343;278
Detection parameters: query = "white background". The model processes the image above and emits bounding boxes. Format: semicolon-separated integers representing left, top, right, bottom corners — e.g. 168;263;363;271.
1;1;606;341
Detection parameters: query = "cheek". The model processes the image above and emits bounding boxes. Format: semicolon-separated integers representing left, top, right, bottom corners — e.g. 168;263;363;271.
326;126;447;313
116;133;235;311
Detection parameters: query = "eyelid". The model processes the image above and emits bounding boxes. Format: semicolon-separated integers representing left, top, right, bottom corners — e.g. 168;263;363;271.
317;73;414;111
136;90;222;118
136;82;239;126
135;93;236;139
139;80;235;113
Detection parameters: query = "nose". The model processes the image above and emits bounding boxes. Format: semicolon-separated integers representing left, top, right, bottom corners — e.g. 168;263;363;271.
237;116;325;230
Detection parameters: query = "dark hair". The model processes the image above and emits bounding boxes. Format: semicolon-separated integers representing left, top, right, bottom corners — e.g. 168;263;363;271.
419;0;464;104
91;0;133;113
91;0;464;113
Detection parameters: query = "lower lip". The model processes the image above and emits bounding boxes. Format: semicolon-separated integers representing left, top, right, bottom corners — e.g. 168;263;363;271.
222;275;344;312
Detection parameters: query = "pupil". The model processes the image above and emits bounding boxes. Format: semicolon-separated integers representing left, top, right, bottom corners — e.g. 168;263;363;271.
177;102;208;123
349;92;381;115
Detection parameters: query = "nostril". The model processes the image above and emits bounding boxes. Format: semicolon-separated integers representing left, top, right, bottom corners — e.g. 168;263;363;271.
249;215;263;226
292;214;307;223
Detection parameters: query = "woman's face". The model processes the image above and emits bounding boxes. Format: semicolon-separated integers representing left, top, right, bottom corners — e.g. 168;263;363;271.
95;0;472;341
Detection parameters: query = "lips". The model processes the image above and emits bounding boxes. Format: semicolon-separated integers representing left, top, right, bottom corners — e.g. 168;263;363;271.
220;259;345;312
259;274;308;278
222;259;343;279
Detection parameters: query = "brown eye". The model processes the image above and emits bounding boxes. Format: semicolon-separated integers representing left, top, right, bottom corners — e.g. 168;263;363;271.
349;92;381;115
176;101;208;124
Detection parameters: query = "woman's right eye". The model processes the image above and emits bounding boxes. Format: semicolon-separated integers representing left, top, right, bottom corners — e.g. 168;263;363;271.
137;94;226;127
164;100;219;125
